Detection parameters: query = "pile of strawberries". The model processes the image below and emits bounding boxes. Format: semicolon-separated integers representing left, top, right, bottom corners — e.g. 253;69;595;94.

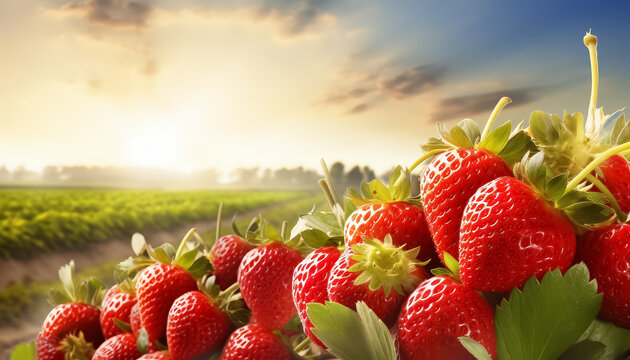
22;32;630;360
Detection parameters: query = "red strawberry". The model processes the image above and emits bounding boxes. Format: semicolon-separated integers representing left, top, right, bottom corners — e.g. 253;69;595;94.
210;234;255;290
100;283;137;339
166;290;230;360
327;235;426;327
396;276;497;360
578;222;630;329
598;154;630;213
93;333;141;360
345;166;437;265
421;147;513;261
129;302;142;338
37;261;105;360
219;324;290;360
459;175;576;292
292;246;341;347
138;351;172;360
239;241;303;330
136;263;197;349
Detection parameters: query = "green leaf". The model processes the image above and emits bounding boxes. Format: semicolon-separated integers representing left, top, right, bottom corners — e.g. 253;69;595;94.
10;342;36;360
449;125;475;148
300;211;343;237
388;166;411;202
457;118;481;145
343;197;358;221
307;301;396;360
497;131;538;164
563;202;613;225
459;337;493;360
546;174;568;202
578;319;630;360
114;318;132;333
361;179;392;202
495;263;602;360
137;328;149;354
529;110;558;145
558;340;606;360
187;256;213;279
173;248;198;270
478;121;511;154
443;252;459;279
616;115;630;145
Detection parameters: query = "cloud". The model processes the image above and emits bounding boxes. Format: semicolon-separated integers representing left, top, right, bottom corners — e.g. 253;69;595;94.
255;0;337;36
428;88;540;123
320;64;446;115
381;65;445;99
59;0;152;29
140;59;159;77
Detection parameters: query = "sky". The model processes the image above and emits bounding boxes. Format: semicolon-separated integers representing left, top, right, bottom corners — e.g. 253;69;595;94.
1;0;630;174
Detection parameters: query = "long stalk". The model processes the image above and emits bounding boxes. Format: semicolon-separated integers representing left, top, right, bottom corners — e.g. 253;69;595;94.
409;149;446;172
480;97;512;140
566;142;630;192
584;32;599;136
586;174;626;221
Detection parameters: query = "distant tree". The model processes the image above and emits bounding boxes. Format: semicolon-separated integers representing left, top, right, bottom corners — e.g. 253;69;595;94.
362;166;376;181
42;166;61;183
330;161;345;192
0;166;9;182
12;166;39;182
345;166;364;189
231;167;260;187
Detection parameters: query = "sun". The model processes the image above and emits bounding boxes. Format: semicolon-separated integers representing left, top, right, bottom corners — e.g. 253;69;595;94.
125;123;181;168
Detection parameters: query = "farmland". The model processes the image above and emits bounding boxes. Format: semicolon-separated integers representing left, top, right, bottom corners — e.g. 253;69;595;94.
0;189;308;259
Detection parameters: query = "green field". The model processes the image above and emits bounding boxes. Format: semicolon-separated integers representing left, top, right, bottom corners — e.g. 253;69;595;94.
0;189;307;259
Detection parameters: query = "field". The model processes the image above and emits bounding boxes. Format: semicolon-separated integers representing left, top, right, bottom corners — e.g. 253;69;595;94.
0;189;307;259
0;189;324;355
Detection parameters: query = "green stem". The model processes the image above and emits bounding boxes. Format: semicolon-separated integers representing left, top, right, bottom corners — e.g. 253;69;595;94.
584;31;599;134
294;337;311;352
215;202;223;243
280;221;288;242
318;179;336;210
320;159;341;206
175;228;197;260
566;142;630;192
480;97;512;140
586;174;626;221
409;149;446;171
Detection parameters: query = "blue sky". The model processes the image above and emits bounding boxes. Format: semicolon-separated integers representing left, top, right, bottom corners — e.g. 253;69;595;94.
1;0;629;173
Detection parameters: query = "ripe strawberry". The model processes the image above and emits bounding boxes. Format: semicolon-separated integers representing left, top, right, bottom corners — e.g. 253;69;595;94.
415;98;532;262
93;333;141;360
239;241;303;330
117;230;213;350
292;246;341;347
219;324;291;360
396;276;497;360
138;351;172;360
37;261;105;360
327;235;426;327
459;175;576;292
210;234;255;290
129;302;142;338
578;222;630;329
597;154;630;213
344;166;437;266
166;282;237;360
100;281;137;339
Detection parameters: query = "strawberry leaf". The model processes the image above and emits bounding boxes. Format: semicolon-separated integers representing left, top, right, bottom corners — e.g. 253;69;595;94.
10;342;36;360
477;121;511;154
459;337;493;360
307;301;396;360
577;319;630;360
558;340;606;360
495;263;602;360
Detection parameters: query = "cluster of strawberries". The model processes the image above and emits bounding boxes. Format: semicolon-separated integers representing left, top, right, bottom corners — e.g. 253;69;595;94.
28;31;630;360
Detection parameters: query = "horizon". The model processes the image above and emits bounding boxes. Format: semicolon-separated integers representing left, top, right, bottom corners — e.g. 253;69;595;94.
2;1;630;173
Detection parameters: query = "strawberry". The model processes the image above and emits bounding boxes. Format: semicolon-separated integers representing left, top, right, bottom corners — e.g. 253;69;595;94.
327;235;426;327
219;324;291;360
345;166;437;266
596;154;630;213
578;222;630;329
414;98;533;262
116;229;213;350
239;239;303;330
37;261;106;360
138;351;172;360
210;234;255;290
92;333;141;360
396;275;497;360
100;281;137;339
129;302;142;338
292;246;341;347
166;277;247;360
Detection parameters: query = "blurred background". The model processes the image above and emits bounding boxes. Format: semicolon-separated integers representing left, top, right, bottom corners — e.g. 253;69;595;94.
2;0;630;356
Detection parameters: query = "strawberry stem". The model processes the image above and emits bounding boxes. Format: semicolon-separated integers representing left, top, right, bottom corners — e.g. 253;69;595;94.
480;97;512;140
586;174;627;221
566;142;630;192
409;149;446;171
318;179;336;209
175;228;198;260
584;31;599;136
320;159;342;206
280;221;288;242
215;202;224;243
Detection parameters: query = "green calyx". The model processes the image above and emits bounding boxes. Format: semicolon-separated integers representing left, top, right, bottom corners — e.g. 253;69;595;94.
198;275;250;328
349;234;426;297
48;261;106;307
346;165;418;207
514;152;615;228
57;332;95;360
116;228;213;281
430;251;460;282
411;97;537;171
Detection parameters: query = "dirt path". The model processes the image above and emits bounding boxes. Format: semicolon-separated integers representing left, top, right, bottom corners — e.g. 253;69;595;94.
0;200;302;358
